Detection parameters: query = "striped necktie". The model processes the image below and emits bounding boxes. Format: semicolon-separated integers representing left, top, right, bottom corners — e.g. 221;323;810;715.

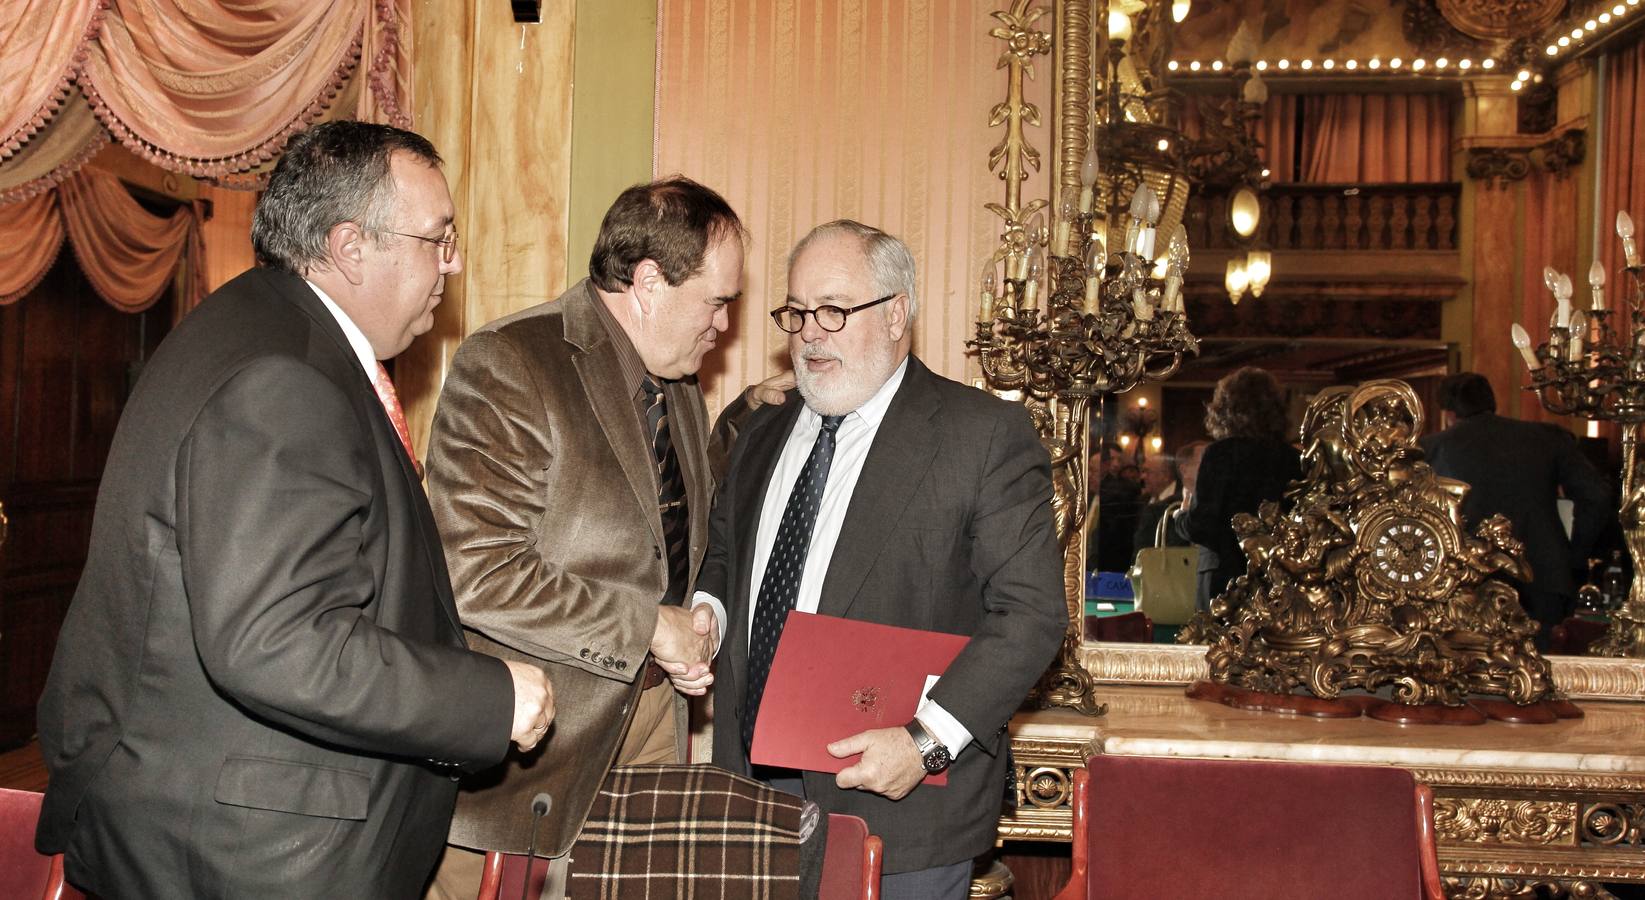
742;413;845;752
642;377;691;606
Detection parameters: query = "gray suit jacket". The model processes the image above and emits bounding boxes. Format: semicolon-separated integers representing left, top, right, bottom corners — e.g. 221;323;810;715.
35;267;515;900
703;356;1065;874
426;280;711;856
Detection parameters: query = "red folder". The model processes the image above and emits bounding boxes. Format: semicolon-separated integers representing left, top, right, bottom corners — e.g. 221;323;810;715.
749;611;969;786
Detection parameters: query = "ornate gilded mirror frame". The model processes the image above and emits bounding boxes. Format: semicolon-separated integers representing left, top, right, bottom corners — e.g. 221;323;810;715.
1037;0;1645;705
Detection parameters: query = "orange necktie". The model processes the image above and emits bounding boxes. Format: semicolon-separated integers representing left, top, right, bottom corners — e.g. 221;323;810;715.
373;363;424;479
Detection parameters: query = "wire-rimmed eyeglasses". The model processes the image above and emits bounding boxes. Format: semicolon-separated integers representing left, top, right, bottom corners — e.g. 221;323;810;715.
769;294;895;334
373;225;460;264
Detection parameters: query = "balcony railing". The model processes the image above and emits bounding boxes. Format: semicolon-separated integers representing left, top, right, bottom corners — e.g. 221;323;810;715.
1186;183;1461;253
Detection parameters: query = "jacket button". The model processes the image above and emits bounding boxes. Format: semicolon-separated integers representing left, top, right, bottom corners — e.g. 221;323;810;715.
654;546;662;560
617;660;628;671
580;648;590;659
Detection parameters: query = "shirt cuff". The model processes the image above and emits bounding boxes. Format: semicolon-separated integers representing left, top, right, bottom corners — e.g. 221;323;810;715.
914;700;973;761
690;591;728;659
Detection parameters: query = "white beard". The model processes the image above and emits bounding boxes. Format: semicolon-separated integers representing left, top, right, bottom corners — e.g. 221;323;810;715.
792;338;899;416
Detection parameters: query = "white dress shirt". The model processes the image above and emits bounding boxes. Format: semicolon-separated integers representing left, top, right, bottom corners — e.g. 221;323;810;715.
695;357;975;757
306;280;377;379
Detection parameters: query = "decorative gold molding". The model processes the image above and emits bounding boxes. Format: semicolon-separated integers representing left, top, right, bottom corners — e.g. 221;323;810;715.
1444;876;1619;899
1409;769;1645;794
1052;0;1089;203
1435;799;1580;846
997;733;1097;843
1080;642;1645;702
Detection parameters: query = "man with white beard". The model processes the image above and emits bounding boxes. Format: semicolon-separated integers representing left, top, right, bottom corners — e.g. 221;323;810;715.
694;220;1065;899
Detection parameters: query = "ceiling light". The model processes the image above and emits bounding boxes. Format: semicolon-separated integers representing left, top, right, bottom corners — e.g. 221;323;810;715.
1587;18;1598;28
1168;60;1180;70
1323;59;1336;70
1511;80;1524;91
1189;60;1202;71
1481;59;1495;69
1458;59;1472;70
1300;59;1313;70
1368;58;1381;69
1435;57;1448;67
1157;138;1171;151
1518;69;1532;81
1345;59;1358;70
1211;60;1224;71
1572;27;1585;38
1547;45;1559;55
1390;58;1403;68
1558;36;1571;46
1255;60;1268;70
1601;12;1613;22
1411;58;1425;70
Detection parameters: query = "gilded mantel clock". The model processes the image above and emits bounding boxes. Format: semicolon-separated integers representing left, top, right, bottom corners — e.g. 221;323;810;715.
1183;380;1575;723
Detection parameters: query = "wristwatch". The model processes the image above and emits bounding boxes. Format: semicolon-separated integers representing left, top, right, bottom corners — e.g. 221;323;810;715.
904;718;952;774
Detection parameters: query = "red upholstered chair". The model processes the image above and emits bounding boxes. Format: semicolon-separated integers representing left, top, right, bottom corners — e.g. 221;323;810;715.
818;813;883;900
1053;755;1446;900
1;788;86;900
476;813;882;900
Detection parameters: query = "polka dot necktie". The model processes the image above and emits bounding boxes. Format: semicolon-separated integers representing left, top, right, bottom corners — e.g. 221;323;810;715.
741;414;845;752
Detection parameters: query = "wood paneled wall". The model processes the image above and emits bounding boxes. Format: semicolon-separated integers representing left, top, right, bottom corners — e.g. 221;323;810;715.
0;256;171;749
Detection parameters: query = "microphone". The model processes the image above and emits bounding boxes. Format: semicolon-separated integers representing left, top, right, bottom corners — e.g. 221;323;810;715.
521;792;552;900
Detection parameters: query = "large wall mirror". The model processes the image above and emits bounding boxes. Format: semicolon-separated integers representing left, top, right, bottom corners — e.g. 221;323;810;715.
1021;0;1645;703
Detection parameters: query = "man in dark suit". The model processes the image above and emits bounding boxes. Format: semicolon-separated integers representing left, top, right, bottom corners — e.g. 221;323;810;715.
1421;372;1612;642
33;122;552;899
1130;452;1185;555
697;220;1066;899
421;177;761;897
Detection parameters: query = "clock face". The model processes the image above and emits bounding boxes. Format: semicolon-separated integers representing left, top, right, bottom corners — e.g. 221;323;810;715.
1369;519;1442;587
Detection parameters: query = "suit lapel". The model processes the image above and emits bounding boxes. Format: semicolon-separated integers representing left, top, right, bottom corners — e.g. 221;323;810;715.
817;358;942;619
270;269;465;634
668;380;712;586
566;289;663;547
726;397;804;684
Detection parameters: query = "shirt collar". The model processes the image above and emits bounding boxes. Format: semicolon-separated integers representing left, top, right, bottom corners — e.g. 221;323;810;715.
306;279;377;378
588;282;650;401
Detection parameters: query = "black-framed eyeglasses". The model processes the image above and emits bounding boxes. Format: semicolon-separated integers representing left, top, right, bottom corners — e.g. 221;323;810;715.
373;225;460;264
769;294;895;334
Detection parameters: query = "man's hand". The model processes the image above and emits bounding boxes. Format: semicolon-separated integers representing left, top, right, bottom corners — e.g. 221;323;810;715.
652;604;714;671
658;604;718;695
828;726;927;800
504;659;554;752
746;371;796;411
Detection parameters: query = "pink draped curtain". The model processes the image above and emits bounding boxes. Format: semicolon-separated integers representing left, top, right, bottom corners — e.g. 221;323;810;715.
0;0;412;200
0;166;204;314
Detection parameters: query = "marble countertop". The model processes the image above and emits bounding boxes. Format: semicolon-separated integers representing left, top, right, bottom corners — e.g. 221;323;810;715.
1013;686;1645;773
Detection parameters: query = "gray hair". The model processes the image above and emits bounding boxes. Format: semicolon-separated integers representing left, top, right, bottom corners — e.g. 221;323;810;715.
251;121;442;274
789;219;918;319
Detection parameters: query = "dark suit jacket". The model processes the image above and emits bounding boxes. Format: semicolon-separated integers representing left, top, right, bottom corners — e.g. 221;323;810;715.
426;280;711;857
1420;413;1612;624
1183;436;1301;597
702;357;1066;874
34;267;515;900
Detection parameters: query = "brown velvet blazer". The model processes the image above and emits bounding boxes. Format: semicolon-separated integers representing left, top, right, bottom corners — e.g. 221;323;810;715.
425;280;712;857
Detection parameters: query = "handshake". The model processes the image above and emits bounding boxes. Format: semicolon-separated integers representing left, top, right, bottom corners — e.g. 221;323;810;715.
498;603;718;752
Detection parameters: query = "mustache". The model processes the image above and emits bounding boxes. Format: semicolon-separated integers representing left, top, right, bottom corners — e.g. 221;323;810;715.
798;344;840;363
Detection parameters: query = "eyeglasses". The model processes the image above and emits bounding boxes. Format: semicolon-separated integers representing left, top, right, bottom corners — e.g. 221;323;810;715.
372;225;460;264
769;294;895;334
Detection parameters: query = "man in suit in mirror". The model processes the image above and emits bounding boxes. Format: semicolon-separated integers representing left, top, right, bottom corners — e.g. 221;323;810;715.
696;220;1066;900
34;121;553;899
1420;372;1612;646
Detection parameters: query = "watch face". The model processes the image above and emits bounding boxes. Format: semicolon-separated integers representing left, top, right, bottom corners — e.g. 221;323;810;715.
1368;518;1442;588
923;746;952;774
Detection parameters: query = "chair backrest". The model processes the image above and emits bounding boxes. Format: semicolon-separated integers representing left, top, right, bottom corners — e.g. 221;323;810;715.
1;787;82;900
1059;755;1445;900
1088;611;1153;643
819;812;883;900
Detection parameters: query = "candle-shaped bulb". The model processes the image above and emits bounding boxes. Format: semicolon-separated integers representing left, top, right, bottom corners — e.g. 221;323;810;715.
1108;10;1133;42
1512;323;1541;371
1080;148;1099;189
1557;272;1573;300
1242;71;1268;105
979;268;996;321
982;269;996;294
1590;260;1607;311
1621;211;1641;268
1027;212;1045;245
1129;184;1150;221
1543;265;1560;294
1569;310;1587;361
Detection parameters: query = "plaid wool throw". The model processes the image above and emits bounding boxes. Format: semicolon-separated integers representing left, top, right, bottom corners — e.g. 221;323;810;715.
564;764;815;900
